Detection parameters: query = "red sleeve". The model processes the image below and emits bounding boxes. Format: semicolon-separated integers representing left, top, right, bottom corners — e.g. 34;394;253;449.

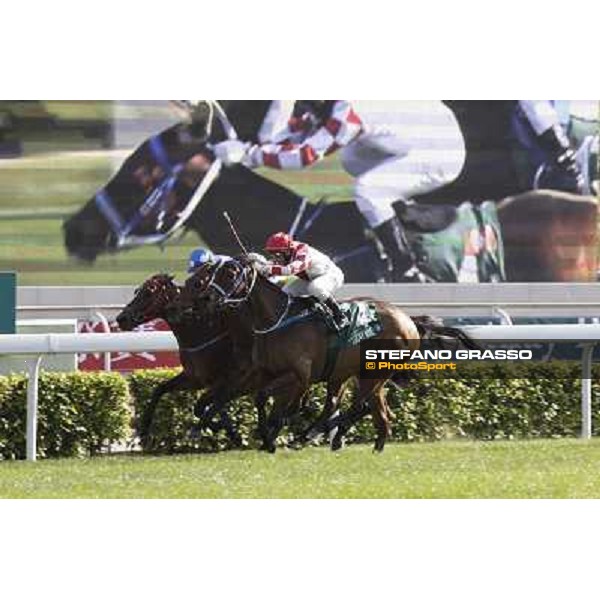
266;243;310;276
246;101;363;171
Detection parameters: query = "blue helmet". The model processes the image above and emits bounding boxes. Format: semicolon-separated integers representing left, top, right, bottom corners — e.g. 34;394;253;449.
188;248;215;273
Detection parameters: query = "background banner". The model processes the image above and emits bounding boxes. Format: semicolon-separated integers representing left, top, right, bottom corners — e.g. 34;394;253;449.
1;100;597;286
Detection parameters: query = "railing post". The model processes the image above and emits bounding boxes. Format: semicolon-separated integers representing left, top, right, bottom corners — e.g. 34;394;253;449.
26;355;43;461
581;343;595;439
492;306;513;326
93;311;112;371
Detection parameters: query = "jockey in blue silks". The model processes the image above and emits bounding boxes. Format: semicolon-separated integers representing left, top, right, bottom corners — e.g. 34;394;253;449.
187;248;231;273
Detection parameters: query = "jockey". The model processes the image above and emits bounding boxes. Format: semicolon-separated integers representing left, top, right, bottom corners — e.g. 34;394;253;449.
187;247;230;273
211;100;467;282
254;231;348;330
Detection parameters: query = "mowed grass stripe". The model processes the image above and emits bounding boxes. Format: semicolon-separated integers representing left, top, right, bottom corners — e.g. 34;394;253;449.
1;439;600;498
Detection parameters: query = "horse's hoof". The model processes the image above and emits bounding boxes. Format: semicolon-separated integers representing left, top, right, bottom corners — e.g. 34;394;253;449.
373;442;385;453
304;428;324;443
330;435;344;452
288;439;305;451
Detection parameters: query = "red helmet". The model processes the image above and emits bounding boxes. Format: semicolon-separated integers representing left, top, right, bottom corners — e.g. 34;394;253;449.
265;232;293;252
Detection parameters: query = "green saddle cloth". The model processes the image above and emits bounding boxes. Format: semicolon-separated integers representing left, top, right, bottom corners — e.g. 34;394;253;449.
321;301;383;379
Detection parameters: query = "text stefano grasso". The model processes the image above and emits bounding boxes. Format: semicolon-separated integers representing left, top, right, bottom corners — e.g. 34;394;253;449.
363;349;533;361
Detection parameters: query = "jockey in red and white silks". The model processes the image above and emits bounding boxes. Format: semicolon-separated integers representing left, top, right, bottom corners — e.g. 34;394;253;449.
213;100;466;282
254;231;347;329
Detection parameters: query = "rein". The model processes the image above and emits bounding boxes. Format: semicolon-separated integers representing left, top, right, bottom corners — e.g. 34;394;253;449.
128;278;230;354
207;260;258;305
180;331;229;353
253;295;291;335
95;158;222;249
205;261;291;334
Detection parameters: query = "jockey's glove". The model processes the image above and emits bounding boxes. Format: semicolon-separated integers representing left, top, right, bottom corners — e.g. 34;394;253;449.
537;125;585;194
212;140;250;166
255;262;271;276
247;252;268;265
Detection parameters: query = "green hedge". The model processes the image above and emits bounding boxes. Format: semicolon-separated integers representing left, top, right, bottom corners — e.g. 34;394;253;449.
130;363;600;451
0;372;131;459
128;369;258;453
1;363;599;459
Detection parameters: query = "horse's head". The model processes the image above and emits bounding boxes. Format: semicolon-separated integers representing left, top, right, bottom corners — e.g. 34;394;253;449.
63;202;114;263
182;257;256;312
63;115;217;263
116;273;179;331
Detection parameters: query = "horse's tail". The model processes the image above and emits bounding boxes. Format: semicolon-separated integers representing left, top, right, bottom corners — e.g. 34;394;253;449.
411;315;482;350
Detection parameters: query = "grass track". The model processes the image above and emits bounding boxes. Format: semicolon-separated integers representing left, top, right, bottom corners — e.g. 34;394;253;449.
2;439;600;498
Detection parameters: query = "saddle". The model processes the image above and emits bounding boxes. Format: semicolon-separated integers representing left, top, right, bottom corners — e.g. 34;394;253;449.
395;200;458;233
292;296;335;329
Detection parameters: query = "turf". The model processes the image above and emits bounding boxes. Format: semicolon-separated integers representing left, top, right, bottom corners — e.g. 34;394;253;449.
1;438;600;498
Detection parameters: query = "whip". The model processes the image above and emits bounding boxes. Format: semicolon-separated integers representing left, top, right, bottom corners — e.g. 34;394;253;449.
223;211;249;255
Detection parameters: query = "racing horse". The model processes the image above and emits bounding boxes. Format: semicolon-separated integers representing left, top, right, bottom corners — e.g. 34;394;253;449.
181;257;480;453
116;273;268;448
63;100;598;283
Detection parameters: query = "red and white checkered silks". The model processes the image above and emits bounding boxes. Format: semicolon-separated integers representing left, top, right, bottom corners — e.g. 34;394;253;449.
265;241;337;280
247;101;363;170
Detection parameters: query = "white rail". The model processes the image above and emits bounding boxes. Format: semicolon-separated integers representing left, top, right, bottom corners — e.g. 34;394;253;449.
0;325;598;461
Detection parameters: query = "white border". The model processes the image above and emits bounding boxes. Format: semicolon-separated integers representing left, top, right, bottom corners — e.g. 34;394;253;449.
2;1;600;596
2;501;600;598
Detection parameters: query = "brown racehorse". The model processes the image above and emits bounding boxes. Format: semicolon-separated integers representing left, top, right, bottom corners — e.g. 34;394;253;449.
182;258;479;453
116;273;267;448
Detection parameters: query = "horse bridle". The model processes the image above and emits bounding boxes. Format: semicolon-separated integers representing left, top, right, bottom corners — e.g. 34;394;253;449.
203;260;257;306
95;101;238;250
201;260;293;334
128;277;177;323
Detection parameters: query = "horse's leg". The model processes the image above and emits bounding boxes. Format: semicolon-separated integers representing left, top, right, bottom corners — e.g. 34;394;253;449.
193;381;240;440
369;382;392;453
328;379;387;452
326;400;371;451
191;393;243;449
140;371;190;444
215;410;242;447
261;370;309;453
254;391;269;442
299;379;347;444
194;367;253;427
264;383;308;453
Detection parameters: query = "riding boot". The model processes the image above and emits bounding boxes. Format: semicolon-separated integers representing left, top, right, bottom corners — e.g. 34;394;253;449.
324;297;349;331
373;216;428;282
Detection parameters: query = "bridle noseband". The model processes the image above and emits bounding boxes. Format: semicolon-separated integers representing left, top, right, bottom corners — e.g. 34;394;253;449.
94;101;236;250
203;260;257;306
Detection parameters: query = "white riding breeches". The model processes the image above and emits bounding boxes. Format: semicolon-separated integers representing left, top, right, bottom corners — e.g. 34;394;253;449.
282;267;344;301
341;101;466;228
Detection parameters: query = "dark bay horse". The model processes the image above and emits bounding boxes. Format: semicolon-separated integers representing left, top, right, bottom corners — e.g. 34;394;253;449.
63;100;598;283
116;273;267;448
182;258;479;452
